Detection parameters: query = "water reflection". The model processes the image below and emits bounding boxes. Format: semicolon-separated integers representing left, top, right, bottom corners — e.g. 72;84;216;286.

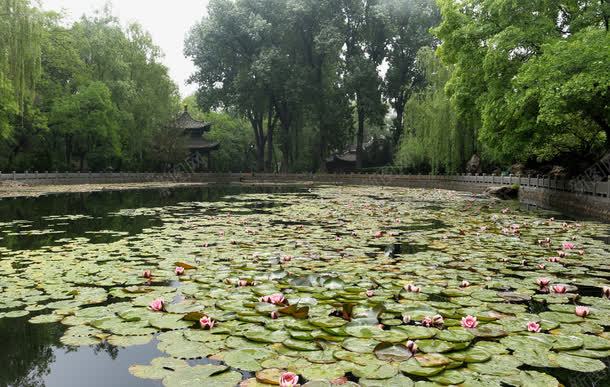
0;316;163;387
0;185;305;251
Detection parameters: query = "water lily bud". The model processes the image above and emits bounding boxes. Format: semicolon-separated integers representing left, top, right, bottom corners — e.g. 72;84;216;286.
148;298;164;312
406;340;418;354
404;284;421;293
575;306;590;317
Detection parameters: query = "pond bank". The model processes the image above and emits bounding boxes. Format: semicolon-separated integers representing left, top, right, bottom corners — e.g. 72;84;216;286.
2;173;609;221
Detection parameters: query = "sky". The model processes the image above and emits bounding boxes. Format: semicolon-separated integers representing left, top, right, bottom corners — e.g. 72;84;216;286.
40;0;210;97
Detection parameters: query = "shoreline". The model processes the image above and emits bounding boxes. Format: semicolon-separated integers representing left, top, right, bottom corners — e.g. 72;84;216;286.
0;180;315;199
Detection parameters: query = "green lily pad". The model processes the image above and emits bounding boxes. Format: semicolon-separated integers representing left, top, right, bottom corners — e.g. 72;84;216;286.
223;348;275;371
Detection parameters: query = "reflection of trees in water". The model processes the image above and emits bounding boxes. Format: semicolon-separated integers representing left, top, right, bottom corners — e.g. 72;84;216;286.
0;317;124;386
0;317;64;387
93;341;119;360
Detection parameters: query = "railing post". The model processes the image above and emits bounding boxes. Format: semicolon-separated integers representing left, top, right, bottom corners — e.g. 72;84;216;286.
12;171;16;181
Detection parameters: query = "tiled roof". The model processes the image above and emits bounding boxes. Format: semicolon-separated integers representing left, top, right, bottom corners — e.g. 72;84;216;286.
170;107;211;131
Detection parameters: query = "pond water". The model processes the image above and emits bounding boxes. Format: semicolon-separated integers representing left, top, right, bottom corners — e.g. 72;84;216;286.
0;185;609;387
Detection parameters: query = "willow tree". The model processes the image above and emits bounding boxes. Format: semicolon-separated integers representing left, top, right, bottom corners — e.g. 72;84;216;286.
395;47;474;173
435;0;610;164
0;0;44;139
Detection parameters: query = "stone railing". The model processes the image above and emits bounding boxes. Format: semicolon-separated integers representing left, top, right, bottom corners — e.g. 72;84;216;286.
1;171;608;200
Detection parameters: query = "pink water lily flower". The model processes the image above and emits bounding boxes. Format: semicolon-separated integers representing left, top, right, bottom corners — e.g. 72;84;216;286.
143;270;152;279
538;264;546;269
603;286;610;299
461;315;478;329
527;321;541;333
557;251;567;258
421;316;433;327
148;298;164;312
175;266;185;275
279;372;299;387
270;311;279;320
404;284;421;293
552;284;567;294
562;242;575;250
238;279;249;287
536;277;550;287
538;237;551;246
199;316;215;330
366;290;374;297
575;306;590;317
548;256;561;263
280;255;293;263
460;280;470;288
260;293;286;305
406;340;418;354
374;231;384;238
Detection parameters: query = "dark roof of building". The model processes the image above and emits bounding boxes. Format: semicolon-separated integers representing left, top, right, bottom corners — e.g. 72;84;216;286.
187;139;220;151
170;106;212;131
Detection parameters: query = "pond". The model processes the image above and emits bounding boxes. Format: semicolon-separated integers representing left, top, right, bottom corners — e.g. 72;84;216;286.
0;185;609;387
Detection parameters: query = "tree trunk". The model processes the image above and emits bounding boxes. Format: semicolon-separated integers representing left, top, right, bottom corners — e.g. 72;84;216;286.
392;96;405;146
265;105;276;173
356;105;365;170
248;112;266;172
256;146;265;172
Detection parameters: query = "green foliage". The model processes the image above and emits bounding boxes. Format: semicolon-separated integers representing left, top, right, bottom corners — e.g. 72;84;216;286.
0;1;179;171
395;48;474;173
434;0;610;165
382;0;440;145
502;28;610;161
184;96;254;172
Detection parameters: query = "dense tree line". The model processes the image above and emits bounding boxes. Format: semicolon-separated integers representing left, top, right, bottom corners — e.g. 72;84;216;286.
186;0;440;172
3;0;608;174
0;1;181;172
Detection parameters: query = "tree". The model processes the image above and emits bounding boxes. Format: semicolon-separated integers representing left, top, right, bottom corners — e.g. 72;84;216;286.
49;81;119;170
341;0;388;168
382;0;440;146
284;0;353;171
0;2;179;172
501;28;610;161
396;47;474;173
434;0;610;165
185;0;277;172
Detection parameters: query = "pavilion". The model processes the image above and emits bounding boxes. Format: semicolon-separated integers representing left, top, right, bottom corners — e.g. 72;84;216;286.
169;106;220;171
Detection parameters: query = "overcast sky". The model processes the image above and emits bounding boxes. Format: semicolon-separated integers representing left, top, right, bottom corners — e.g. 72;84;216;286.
40;0;210;97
